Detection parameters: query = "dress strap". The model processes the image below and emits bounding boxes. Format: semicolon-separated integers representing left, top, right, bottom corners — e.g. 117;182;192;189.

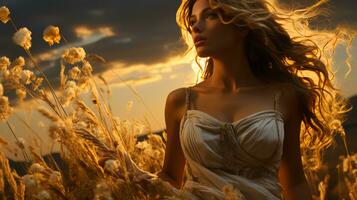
273;90;282;112
185;86;192;110
180;87;192;136
266;89;283;165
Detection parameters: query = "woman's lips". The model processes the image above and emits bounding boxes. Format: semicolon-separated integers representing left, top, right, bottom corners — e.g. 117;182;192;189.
195;40;206;47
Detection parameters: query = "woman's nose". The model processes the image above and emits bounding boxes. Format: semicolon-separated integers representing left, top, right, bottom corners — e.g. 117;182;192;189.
191;20;204;33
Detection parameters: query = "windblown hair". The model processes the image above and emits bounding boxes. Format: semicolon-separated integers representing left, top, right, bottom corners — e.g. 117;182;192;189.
176;0;356;169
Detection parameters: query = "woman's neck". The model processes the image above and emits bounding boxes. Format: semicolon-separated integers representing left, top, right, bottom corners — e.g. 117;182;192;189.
208;48;265;92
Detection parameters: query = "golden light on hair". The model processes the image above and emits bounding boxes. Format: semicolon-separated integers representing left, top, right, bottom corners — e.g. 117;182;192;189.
191;57;207;83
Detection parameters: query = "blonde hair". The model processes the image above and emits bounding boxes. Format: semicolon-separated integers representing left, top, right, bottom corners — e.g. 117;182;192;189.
176;0;356;169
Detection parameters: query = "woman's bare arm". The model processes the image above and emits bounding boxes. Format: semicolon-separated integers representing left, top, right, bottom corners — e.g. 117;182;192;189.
279;84;313;200
158;88;187;189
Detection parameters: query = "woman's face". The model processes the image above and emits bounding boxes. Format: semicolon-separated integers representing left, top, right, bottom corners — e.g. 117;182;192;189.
189;0;246;58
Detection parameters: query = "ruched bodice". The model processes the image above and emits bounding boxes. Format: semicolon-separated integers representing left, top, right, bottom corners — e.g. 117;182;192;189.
178;86;285;200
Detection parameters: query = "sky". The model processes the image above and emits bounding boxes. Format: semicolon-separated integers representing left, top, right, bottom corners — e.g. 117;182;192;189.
1;0;357;159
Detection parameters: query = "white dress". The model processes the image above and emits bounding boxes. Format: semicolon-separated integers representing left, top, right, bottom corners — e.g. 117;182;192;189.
178;86;285;200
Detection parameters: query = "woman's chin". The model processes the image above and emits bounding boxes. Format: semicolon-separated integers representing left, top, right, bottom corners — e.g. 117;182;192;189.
196;49;211;58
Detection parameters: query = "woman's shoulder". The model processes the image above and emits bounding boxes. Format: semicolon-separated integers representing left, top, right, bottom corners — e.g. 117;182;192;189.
264;81;296;95
165;87;191;121
166;87;187;108
166;84;205;108
276;82;300;102
275;82;303;121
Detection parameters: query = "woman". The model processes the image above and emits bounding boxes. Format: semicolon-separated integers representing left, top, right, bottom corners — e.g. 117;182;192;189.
98;0;352;199
155;0;352;199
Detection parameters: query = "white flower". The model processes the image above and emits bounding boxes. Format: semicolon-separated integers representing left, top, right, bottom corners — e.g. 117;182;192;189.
0;70;10;80
61;47;86;64
0;96;12;121
68;66;81;80
81;61;92;76
104;159;119;173
49;171;62;185
9;57;26;83
16;88;26;101
0;6;10;24
12;56;25;68
62;88;76;106
22;174;37;189
77;76;90;90
65;80;77;88
95;182;113;200
76;121;87;129
135;141;150;150
21;70;34;85
10;67;22;83
0;83;3;96
95;182;110;193
29;163;45;174
13;27;32;50
61;80;78;106
0;56;10;71
35;190;51;200
43;25;61;46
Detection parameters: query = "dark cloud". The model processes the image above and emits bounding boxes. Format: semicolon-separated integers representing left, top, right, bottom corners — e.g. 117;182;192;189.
0;0;187;98
0;0;185;66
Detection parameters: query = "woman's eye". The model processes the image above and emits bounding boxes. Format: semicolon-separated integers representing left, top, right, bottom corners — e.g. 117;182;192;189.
188;12;217;28
206;13;218;18
189;20;196;26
